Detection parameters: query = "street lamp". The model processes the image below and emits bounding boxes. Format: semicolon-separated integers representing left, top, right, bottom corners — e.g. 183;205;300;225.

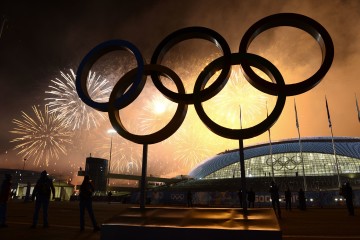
23;158;26;171
107;129;116;186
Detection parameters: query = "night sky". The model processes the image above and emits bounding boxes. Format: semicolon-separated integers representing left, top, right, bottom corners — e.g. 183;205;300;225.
0;0;359;182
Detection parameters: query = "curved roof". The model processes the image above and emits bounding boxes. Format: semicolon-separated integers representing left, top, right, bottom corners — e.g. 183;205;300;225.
189;136;360;179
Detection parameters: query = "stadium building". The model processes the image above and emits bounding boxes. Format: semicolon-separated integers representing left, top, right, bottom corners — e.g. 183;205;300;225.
146;136;359;207
73;137;360;206
190;136;360;179
186;136;360;192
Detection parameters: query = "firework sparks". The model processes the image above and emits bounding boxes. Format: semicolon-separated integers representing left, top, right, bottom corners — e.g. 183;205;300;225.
168;117;222;169
203;66;269;129
45;69;112;130
10;105;73;167
43;51;274;178
108;138;142;175
90;121;143;175
161;50;221;94
138;85;178;135
126;56;272;174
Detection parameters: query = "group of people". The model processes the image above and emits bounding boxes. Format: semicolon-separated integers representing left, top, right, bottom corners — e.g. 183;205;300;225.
0;172;356;228
0;171;100;231
238;188;256;208
270;181;311;218
283;186;306;211
270;181;355;218
236;180;355;219
238;182;293;218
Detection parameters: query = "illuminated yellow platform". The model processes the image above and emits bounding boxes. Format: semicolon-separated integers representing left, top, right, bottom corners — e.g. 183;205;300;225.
101;207;282;240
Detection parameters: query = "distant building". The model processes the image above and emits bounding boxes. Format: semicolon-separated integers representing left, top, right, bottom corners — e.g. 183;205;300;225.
84;157;108;192
189;137;360;181
0;168;74;200
0;169;41;199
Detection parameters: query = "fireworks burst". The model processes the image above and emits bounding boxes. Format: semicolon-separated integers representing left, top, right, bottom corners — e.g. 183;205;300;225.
169;118;222;169
126;56;271;174
107;138;142;175
161;46;222;94
45;69;112;130
10;105;73;167
204;66;269;128
90;121;143;175
138;86;178;135
48;49;273;178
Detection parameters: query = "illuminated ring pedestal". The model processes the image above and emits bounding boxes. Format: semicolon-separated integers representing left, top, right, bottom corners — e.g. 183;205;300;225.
101;207;281;240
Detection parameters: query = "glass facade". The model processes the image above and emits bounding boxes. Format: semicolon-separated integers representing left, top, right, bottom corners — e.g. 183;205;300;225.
204;152;360;179
189;137;360;180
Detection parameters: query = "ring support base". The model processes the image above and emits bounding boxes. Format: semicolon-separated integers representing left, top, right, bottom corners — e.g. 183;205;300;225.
100;207;282;240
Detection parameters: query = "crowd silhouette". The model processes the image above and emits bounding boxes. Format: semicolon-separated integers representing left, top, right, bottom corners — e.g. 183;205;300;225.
0;171;356;232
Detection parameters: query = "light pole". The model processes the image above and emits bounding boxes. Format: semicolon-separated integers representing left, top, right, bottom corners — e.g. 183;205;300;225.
23;158;27;171
0;16;7;40
107;129;116;186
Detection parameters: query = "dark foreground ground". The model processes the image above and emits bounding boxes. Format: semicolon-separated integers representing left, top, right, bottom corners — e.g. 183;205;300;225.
1;201;359;240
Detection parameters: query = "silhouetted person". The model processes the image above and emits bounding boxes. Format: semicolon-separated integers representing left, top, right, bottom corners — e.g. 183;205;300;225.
298;188;306;210
24;182;31;202
247;188;255;208
0;174;12;228
285;187;292;211
187;190;193;207
79;175;100;231
146;190;152;204
107;191;112;204
342;182;354;216
31;170;55;228
269;181;281;218
318;190;325;208
238;189;243;208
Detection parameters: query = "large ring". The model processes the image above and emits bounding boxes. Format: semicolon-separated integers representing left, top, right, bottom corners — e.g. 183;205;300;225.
108;64;188;144
193;52;286;139
151;27;232;104
239;13;334;96
76;13;334;145
76;40;146;112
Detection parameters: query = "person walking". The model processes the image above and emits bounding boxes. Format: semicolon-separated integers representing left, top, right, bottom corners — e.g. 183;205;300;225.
298;188;306;210
0;174;12;228
79;175;100;232
269;181;281;218
187;190;193;207
238;188;243;208
285;187;292;211
247;188;255;208
342;181;355;216
107;191;112;204
30;170;55;228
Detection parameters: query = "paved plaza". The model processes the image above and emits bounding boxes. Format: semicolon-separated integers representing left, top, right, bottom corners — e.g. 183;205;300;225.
0;201;359;240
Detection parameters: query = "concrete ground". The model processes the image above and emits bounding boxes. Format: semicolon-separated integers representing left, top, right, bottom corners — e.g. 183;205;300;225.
0;201;359;240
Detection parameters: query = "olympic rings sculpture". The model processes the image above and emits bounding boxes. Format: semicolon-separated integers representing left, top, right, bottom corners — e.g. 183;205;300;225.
76;13;334;145
266;156;302;171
